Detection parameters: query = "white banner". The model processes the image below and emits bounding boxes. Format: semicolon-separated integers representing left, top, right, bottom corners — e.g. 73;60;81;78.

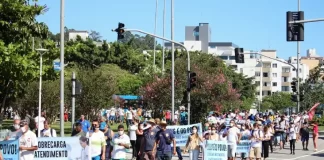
166;123;202;146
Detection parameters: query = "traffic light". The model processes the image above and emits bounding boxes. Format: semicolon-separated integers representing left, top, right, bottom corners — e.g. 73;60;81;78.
234;48;244;63
300;94;304;102
188;72;197;91
114;23;125;40
286;11;304;41
291;94;298;102
291;81;297;92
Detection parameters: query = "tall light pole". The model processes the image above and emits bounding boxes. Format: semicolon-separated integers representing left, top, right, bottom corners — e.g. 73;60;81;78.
162;0;166;73
296;0;301;112
258;59;263;112
60;0;65;137
171;0;175;122
35;48;48;138
153;0;158;68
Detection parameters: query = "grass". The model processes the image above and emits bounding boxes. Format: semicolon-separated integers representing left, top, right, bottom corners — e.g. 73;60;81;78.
0;120;127;137
319;126;324;131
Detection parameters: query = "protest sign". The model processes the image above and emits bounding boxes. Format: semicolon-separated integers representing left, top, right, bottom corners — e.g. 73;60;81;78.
0;139;19;160
166;123;202;146
236;140;251;154
204;140;227;160
35;137;90;160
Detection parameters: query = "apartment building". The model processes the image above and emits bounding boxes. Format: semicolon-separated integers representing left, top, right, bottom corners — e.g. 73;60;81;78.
163;22;310;98
68;30;89;41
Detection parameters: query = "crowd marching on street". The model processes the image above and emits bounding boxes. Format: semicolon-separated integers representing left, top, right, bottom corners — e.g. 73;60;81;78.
0;104;321;160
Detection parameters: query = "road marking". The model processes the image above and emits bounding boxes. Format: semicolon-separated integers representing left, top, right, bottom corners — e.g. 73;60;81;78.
266;149;324;160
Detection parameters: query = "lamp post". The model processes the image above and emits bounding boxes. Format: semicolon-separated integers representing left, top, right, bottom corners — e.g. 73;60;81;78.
35;48;48;137
257;58;263;112
60;0;65;137
162;0;166;73
153;0;158;68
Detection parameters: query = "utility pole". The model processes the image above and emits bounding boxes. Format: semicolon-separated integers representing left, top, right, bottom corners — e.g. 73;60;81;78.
296;0;301;113
171;0;175;122
153;0;158;68
71;72;76;130
60;0;65;137
162;0;166;74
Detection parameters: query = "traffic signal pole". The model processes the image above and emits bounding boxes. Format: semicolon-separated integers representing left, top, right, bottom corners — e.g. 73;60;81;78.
297;0;300;113
114;28;192;124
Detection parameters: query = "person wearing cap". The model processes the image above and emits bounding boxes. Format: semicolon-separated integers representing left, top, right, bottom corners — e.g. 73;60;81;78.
155;120;176;160
249;121;263;160
140;118;157;160
19;120;38;160
40;120;57;137
72;122;87;137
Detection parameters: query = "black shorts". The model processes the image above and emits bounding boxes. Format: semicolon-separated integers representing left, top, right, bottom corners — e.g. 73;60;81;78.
301;136;309;141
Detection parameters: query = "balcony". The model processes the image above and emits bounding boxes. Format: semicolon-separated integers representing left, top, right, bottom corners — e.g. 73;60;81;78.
282;72;291;77
282;82;290;86
262;77;272;82
262;86;272;91
262;67;271;72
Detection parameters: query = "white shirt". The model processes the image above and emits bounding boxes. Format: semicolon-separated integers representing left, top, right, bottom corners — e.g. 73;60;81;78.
126;110;133;120
225;127;240;144
40;128;57;137
34;116;45;131
208;116;217;124
288;127;297;140
129;125;137;140
19;130;38;160
111;134;131;159
110;108;116;116
81;145;89;160
251;129;264;148
119;109;124;116
174;110;179;119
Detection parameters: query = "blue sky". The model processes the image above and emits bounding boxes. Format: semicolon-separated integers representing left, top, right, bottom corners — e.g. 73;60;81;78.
37;0;324;59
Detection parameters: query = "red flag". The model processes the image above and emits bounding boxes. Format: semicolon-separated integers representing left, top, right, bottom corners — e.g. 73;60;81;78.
307;102;321;121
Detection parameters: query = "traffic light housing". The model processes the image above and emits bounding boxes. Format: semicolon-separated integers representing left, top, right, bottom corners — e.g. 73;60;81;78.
188;72;197;91
234;48;244;63
114;23;125;40
291;94;298;102
291;81;297;92
300;94;304;102
286;11;304;41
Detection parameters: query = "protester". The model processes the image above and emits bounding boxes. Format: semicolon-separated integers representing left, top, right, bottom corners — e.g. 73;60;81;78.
89;119;106;160
311;121;319;151
140;118;157;160
136;122;144;160
184;126;203;160
262;125;271;159
300;122;310;150
6;118;21;140
155;120;176;160
249;122;263;160
111;124;131;160
103;122;114;160
72;122;87;137
129;119;138;159
19;120;38;160
40;120;57;137
288;122;297;154
223;119;241;160
77;115;91;132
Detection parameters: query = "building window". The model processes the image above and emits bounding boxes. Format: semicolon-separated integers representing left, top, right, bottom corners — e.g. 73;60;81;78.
255;81;260;86
283;77;288;82
272;63;277;68
272;82;277;86
281;86;290;91
263;72;268;77
282;68;290;73
210;46;216;48
255;72;260;77
267;91;271;95
264;82;268;86
272;73;277;77
193;31;199;37
229;56;235;60
240;68;243;73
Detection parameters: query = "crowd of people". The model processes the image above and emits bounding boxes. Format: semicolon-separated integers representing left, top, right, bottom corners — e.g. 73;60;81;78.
0;106;321;160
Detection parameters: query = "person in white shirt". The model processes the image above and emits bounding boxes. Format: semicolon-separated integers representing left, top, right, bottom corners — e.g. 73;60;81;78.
79;136;89;160
34;111;46;131
129;120;138;159
288;122;297;154
109;108;116;125
40;120;57;137
111;125;131;160
19;120;38;160
119;108;125;123
126;107;133;129
249;121;264;160
223;120;241;160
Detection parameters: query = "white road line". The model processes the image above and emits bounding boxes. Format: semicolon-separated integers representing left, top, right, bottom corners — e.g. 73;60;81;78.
266;149;324;160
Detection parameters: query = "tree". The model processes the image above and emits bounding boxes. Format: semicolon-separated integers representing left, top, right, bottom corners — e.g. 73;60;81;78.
261;92;295;111
89;30;102;42
139;52;254;123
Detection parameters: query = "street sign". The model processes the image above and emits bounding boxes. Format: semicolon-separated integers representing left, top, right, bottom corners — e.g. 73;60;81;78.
286;11;304;41
53;59;61;71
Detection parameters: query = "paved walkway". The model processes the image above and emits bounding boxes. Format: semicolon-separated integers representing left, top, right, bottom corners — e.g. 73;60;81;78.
125;137;324;160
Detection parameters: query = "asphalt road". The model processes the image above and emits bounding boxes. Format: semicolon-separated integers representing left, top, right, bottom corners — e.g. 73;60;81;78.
125;137;324;160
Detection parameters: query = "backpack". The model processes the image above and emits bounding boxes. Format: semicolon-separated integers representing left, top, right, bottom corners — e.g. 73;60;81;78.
251;130;261;138
180;112;187;121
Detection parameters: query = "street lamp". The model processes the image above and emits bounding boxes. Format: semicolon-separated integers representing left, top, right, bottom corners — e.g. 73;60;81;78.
35;48;48;138
257;58;263;112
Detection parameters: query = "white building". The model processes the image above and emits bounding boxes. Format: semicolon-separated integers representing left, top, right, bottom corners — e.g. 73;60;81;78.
68;31;89;41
